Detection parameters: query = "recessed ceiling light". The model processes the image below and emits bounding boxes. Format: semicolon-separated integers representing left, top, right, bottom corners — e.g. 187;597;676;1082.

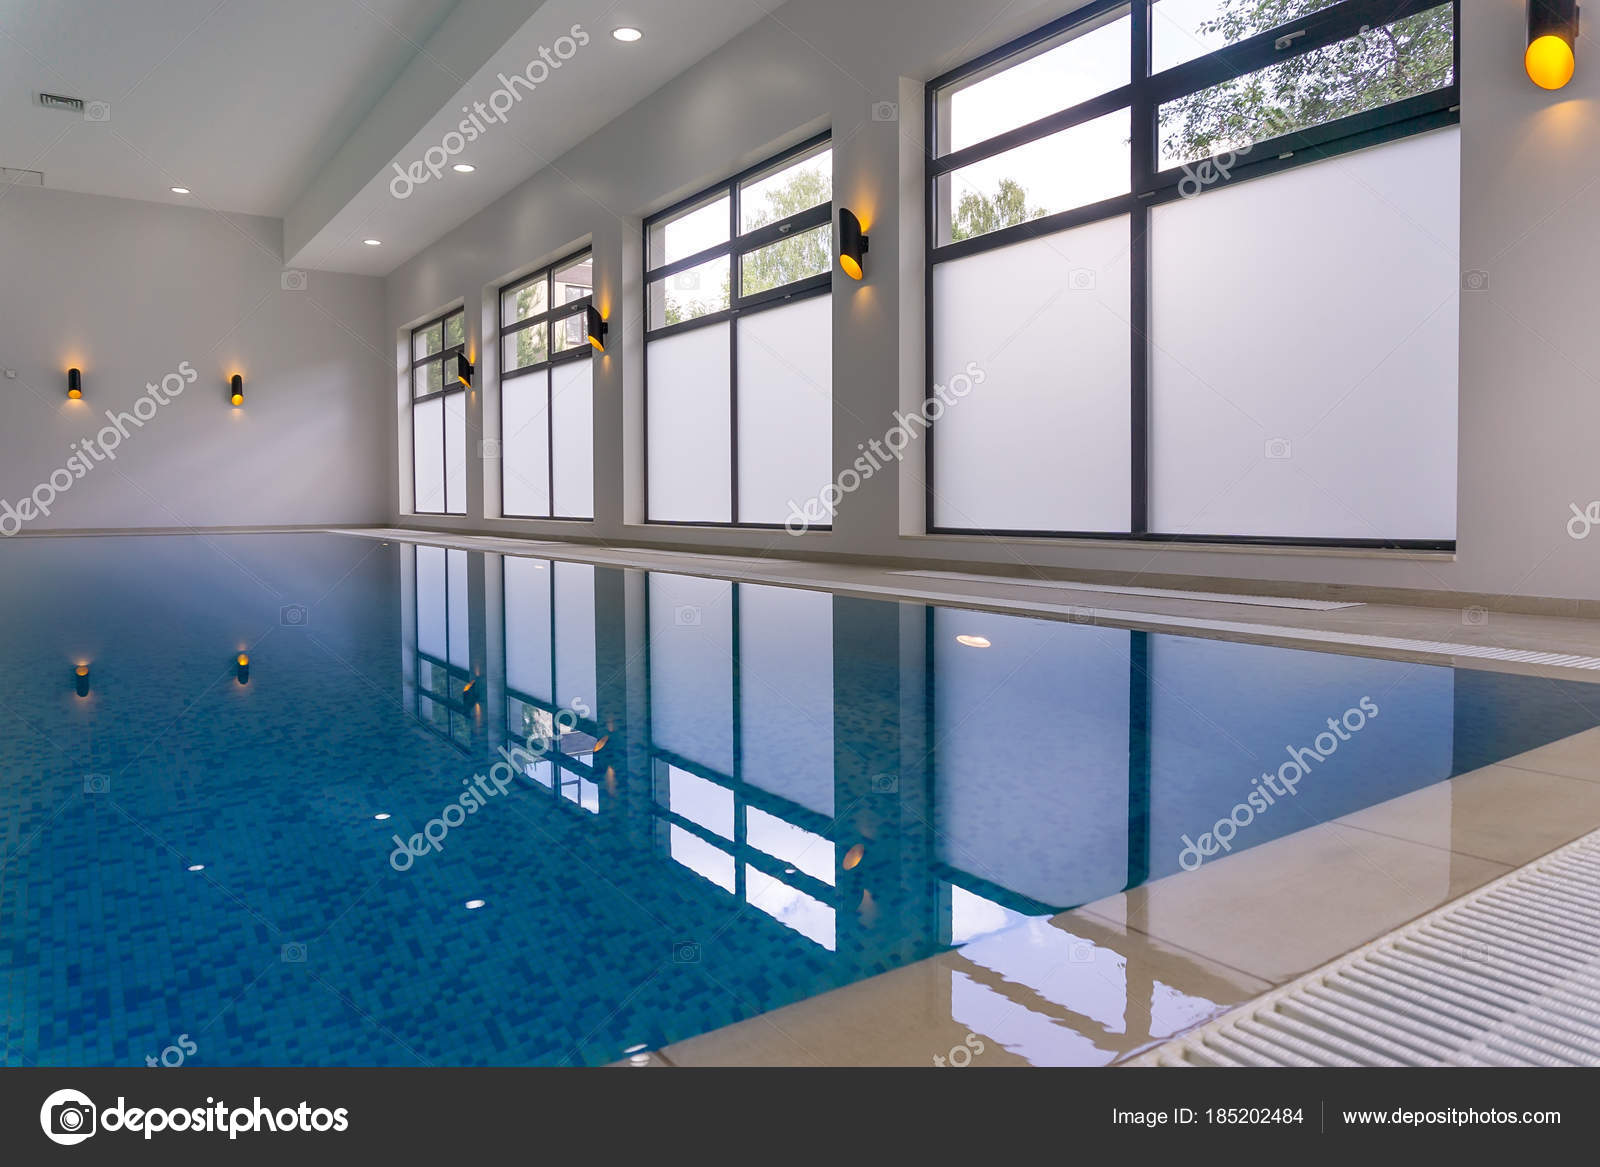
464;898;486;910
628;1053;651;1066
170;186;191;194
452;163;475;173
363;238;382;246
612;27;643;42
373;812;391;821
955;635;991;649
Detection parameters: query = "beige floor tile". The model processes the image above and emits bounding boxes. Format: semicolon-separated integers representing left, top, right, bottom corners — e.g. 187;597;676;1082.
1498;727;1600;783
1076;822;1508;987
662;913;1268;1067
1335;763;1600;866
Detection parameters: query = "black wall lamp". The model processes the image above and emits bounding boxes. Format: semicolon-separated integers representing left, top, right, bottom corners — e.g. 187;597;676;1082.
67;368;83;400
456;357;474;388
1528;0;1580;89
586;304;608;353
838;208;869;281
230;374;244;407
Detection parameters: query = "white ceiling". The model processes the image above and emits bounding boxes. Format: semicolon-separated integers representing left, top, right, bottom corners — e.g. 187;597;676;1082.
0;0;776;274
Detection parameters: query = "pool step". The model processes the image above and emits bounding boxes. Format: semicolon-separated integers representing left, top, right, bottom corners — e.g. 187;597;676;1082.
1128;828;1600;1066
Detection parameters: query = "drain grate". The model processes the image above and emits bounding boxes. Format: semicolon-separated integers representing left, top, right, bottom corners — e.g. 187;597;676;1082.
1130;829;1600;1066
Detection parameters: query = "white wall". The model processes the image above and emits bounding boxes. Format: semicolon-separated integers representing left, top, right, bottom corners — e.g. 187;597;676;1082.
0;185;389;532
383;0;1600;604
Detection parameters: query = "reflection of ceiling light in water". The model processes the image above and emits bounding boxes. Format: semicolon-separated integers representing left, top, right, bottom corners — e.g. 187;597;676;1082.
622;1043;647;1054
843;843;865;870
374;813;391;821
955;635;991;648
187;864;205;872
464;899;486;910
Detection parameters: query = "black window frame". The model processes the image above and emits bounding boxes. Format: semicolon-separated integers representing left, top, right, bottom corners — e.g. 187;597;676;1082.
924;0;1461;551
642;131;835;529
409;307;469;517
497;246;598;521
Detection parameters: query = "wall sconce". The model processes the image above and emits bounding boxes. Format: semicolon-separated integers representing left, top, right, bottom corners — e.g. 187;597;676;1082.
1528;0;1580;89
586;304;608;353
838;208;869;281
230;374;244;407
235;653;250;685
67;368;83;400
74;663;91;697
456;357;474;389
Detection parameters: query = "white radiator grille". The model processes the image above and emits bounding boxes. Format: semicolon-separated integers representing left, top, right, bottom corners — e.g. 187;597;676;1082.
1130;830;1600;1066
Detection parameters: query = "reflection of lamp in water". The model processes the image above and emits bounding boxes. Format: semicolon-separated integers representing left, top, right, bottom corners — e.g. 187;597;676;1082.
955;634;991;649
235;652;250;685
74;663;91;697
843;843;865;870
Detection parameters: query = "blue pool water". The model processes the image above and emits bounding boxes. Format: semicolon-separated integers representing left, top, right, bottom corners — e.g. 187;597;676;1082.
3;533;1598;1066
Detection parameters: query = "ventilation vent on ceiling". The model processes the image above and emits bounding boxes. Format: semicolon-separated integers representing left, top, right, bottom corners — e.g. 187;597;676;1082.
1;168;43;186
38;92;84;113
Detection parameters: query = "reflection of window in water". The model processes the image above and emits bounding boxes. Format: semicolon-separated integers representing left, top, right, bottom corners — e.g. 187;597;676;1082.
413;545;473;752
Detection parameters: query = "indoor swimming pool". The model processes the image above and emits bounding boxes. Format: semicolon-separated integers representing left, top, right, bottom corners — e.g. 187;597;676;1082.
3;533;1597;1066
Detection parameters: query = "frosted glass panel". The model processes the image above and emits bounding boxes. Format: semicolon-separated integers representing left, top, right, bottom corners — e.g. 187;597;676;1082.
931;215;1132;532
737;296;832;526
1149;128;1459;540
933;609;1130;907
739;584;834;816
648;573;734;773
415;545;447;660
551;360;593;518
443;391;466;515
503;556;552;701
446;548;469;669
502;374;550;518
411;398;444;514
647;322;731;522
552;562;596;714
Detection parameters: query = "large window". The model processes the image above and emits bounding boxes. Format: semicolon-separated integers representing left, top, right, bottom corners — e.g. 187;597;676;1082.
927;0;1460;548
499;249;596;519
410;309;469;515
644;135;834;527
